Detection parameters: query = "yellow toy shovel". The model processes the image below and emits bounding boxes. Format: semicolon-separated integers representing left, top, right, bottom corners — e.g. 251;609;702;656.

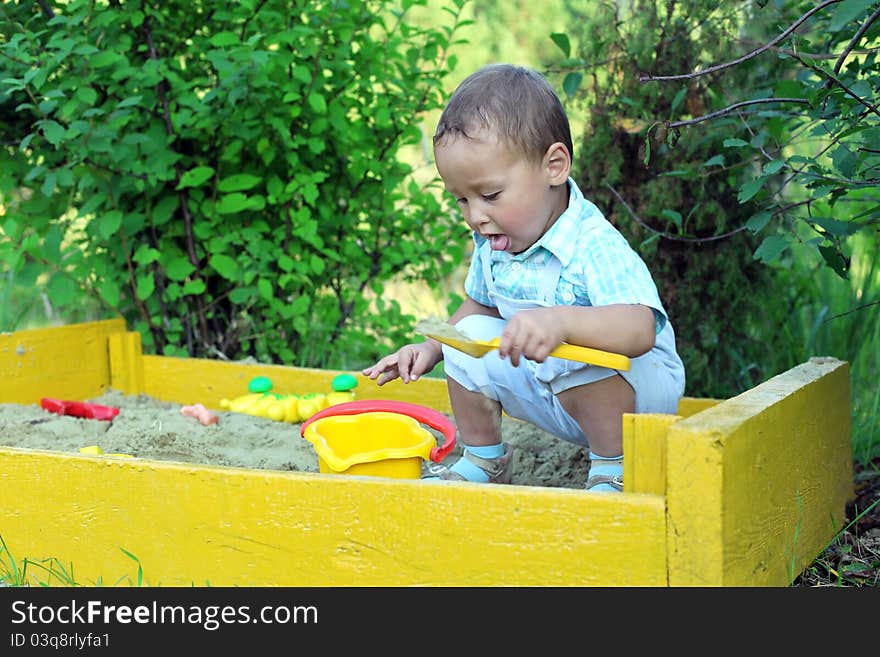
415;319;631;371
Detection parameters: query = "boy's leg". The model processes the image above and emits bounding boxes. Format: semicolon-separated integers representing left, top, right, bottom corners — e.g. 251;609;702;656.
423;377;512;482
556;374;634;458
446;377;504;448
556;375;634;492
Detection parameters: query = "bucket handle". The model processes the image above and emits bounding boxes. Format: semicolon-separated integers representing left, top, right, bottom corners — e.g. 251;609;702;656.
300;399;457;462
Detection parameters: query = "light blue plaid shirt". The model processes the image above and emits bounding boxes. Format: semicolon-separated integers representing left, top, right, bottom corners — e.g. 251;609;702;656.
464;178;668;333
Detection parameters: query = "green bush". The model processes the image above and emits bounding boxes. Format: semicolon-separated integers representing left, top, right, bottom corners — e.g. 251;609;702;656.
0;0;471;368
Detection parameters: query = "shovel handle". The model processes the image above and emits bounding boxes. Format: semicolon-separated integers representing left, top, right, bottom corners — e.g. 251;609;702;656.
41;397;120;421
300;399;457;462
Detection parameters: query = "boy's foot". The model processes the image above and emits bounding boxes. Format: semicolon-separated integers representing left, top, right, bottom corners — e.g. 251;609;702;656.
422;443;514;484
584;455;624;492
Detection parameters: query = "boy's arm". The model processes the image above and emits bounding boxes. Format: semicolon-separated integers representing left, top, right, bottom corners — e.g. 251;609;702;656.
362;297;501;385
559;304;657;357
499;303;656;365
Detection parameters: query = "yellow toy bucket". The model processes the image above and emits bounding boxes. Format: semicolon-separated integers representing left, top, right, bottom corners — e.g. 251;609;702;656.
300;400;457;479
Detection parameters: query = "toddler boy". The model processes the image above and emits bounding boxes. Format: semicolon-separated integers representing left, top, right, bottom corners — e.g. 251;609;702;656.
362;64;685;491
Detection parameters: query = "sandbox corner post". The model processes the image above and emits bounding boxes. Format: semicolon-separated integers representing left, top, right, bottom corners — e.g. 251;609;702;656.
665;357;853;587
623;413;681;495
109;330;145;395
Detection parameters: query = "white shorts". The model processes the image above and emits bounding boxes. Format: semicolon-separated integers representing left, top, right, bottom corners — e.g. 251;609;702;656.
442;315;686;446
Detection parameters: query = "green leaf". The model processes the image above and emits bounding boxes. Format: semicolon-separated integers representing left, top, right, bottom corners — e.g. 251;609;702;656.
47;274;77;307
550;33;571;58
723;138;749;148
165;256;196;281
811;216;858;237
97;210;123;239
745;211;773;233
762;159;785;175
818;245;848;279
753;235;790;264
41;172;57;197
229;287;253;304
117;95;142;109
562;72;582;98
660;209;682;228
292;65;312;84
218;174;262;193
89;51;123;68
210;254;240;281
831;147;856;178
737;177;766;203
829;0;873;32
278;254;294;272
182;279;206;295
307;93;327;114
671;87;687;114
133;245;161;265
40;120;65;146
177;166;215;190
774;79;804;98
703;154;725;167
210;31;240;47
136;273;155;300
258;278;274;301
98;279;120;307
152;196;178;225
217;193;250;214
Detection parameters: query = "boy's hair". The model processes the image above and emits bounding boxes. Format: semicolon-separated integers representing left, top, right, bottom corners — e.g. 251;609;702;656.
433;63;574;163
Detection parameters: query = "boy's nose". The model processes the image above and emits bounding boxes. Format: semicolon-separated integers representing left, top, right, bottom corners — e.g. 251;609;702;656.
471;202;491;227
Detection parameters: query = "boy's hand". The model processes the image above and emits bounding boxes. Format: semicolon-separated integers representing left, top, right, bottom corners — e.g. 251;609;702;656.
362;341;443;386
498;307;566;367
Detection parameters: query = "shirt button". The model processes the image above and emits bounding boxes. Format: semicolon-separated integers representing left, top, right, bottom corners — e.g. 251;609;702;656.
562;291;574;302
511;262;521;271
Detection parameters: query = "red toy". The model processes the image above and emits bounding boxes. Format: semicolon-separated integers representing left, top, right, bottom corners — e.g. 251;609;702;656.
40;397;120;421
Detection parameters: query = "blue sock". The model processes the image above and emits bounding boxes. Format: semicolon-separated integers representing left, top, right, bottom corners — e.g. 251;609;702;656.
427;443;505;482
588;451;623;492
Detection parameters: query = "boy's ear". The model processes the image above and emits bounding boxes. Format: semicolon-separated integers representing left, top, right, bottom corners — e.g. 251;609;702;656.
543;142;571;185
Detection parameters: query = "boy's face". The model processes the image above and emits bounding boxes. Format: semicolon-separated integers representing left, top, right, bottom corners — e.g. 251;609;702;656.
434;130;570;255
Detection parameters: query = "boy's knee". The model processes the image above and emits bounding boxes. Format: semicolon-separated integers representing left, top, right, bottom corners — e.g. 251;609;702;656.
455;314;505;341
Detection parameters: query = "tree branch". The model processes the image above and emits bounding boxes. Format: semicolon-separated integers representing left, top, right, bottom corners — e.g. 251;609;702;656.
605;184;749;243
639;0;842;83
834;5;880;74
36;0;55;19
668;97;811;129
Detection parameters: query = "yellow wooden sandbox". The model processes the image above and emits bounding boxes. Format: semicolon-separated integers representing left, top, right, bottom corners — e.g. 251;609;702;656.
0;319;853;586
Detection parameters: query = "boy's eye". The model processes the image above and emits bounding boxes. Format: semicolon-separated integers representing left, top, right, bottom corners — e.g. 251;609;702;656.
482;192;500;201
455;197;467;205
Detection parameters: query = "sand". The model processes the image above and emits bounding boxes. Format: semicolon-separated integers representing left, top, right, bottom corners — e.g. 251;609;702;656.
0;390;589;489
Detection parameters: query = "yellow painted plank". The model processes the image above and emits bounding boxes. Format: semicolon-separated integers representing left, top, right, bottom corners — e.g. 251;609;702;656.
666;357;853;586
108;331;145;395
0;447;668;586
0;318;126;404
677;397;721;418
141;355;454;414
141;354;707;422
623;414;681;495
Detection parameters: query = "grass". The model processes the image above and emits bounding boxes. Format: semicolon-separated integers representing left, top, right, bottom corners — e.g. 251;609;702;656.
792;458;880;587
0;534;146;587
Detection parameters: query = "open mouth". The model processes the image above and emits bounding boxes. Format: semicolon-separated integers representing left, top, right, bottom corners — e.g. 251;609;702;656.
488;234;511;251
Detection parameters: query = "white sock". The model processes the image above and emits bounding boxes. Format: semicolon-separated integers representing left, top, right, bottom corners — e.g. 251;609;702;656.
588;451;623;492
425;443;505;483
